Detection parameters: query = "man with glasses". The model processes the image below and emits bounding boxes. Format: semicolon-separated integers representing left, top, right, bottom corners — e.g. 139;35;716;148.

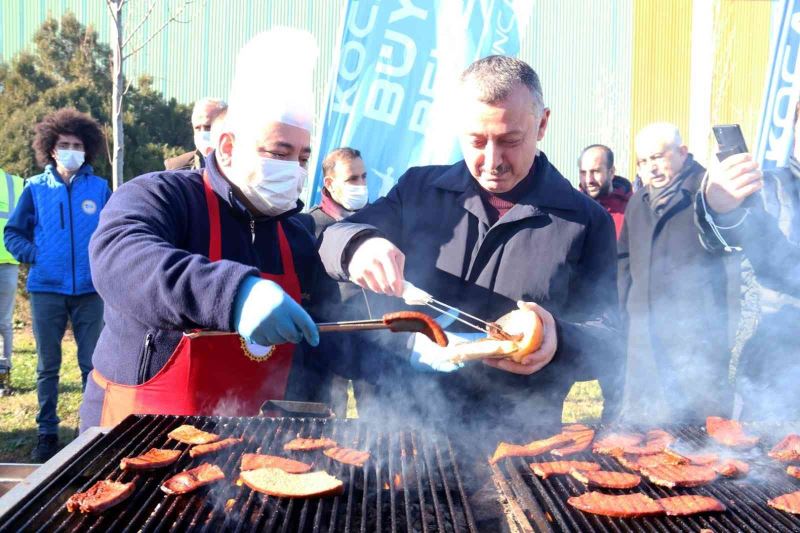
616;122;738;425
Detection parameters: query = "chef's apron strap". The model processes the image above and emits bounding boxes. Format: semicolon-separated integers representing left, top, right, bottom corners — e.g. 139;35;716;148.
275;222;297;281
202;170;222;262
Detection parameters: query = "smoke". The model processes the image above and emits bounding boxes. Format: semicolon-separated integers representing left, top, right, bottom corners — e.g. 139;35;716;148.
210;393;249;418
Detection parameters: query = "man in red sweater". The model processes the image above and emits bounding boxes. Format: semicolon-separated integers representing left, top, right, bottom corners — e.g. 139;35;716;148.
578;144;632;239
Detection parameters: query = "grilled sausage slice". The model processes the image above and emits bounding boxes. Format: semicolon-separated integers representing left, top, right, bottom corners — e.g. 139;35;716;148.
241;453;312;473
189;437;243;458
284;437;338;452
161;463;225;495
323;447;371;467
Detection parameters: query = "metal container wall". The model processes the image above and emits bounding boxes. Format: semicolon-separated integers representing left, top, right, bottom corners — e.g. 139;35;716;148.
0;0;776;181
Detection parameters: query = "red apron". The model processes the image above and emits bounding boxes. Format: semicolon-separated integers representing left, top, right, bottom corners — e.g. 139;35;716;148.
92;172;300;426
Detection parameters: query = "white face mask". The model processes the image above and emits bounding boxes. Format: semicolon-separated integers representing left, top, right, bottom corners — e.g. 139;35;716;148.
231;154;307;216
336;184;368;211
194;131;213;156
55;149;85;172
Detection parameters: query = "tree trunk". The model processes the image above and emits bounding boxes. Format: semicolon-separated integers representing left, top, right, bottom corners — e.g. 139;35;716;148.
109;0;124;190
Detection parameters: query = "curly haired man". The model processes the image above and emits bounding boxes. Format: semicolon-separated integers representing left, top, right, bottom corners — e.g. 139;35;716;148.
3;108;111;461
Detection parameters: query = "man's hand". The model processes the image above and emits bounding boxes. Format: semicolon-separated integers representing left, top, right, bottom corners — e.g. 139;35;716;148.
704;153;763;214
347;237;405;296
483;301;557;375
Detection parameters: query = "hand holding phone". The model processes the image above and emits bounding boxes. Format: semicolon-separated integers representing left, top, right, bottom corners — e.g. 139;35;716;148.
713;124;749;162
705;124;762;214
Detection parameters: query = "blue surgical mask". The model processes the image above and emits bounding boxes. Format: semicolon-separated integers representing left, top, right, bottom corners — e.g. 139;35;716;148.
56;149;84;172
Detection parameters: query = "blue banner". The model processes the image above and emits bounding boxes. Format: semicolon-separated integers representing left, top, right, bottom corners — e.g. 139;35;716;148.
755;0;800;170
308;0;524;206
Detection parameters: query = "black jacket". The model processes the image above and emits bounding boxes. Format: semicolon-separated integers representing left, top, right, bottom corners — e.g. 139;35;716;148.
293;201;391;398
318;153;620;430
618;157;738;424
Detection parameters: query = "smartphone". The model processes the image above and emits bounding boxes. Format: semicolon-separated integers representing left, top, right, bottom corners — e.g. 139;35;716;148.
713;124;749;162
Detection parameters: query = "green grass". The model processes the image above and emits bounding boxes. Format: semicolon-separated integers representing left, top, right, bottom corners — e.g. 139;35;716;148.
563;380;604;423
0;293;82;463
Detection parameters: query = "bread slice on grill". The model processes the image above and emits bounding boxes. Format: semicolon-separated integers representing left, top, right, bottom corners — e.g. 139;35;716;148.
240;467;344;498
167;425;220;445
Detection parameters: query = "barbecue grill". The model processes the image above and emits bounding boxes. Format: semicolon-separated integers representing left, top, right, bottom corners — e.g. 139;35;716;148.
0;414;484;532
4;418;800;532
491;423;800;532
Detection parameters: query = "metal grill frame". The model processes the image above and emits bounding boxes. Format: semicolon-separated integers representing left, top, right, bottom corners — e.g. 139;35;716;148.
0;415;481;533
491;423;800;533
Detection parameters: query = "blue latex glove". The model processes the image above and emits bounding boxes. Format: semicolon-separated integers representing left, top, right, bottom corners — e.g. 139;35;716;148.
409;331;485;373
233;276;319;347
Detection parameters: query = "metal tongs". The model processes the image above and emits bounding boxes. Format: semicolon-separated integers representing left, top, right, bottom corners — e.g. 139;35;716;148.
317;310;447;345
400;281;511;339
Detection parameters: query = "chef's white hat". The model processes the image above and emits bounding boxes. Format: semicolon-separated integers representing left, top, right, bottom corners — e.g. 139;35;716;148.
226;27;317;135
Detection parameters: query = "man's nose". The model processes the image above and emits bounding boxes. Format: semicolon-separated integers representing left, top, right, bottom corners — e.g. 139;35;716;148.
484;142;500;172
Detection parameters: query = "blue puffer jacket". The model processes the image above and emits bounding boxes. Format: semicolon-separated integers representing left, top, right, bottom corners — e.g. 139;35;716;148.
3;164;111;295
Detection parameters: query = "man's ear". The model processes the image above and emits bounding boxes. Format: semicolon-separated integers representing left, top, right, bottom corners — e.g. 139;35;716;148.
609;165;616;177
323;176;333;191
537;108;551;141
217;132;235;167
679;144;689;158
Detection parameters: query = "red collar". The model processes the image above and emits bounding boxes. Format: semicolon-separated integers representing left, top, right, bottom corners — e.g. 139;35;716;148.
320;188;353;221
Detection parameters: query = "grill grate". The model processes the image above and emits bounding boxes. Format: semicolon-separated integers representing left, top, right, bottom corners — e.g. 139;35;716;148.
0;415;479;533
491;423;800;533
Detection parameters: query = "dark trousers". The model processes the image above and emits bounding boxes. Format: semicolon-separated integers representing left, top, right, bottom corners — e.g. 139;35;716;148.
30;292;104;435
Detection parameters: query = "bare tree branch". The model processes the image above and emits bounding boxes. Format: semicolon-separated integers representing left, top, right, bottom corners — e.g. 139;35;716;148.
122;0;159;49
104;0;124;22
123;0;195;60
122;76;135;96
103;125;113;166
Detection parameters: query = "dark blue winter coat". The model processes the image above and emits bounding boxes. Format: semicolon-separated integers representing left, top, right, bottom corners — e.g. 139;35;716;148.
79;154;318;429
318;153;621;431
4;164;111;295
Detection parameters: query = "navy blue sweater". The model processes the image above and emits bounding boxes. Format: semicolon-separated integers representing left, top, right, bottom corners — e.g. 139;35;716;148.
87;154;318;386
